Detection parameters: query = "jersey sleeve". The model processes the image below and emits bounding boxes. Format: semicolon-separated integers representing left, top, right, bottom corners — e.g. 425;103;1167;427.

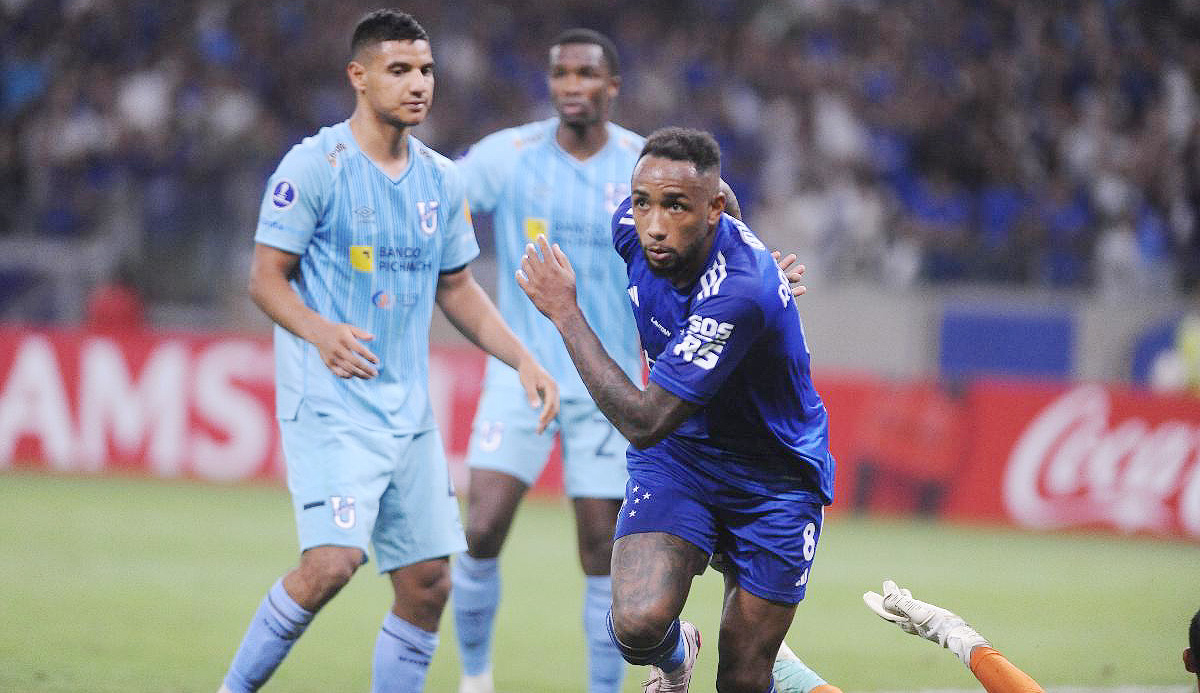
648;276;766;404
254;142;330;255
438;161;481;271
611;197;640;262
456;129;519;215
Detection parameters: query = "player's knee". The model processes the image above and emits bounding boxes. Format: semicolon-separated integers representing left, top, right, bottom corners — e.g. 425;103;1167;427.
609;603;674;649
577;537;614;575
463;520;506;558
399;561;452;616
298;548;361;598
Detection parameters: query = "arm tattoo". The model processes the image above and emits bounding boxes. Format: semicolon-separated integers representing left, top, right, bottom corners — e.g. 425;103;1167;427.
554;310;652;440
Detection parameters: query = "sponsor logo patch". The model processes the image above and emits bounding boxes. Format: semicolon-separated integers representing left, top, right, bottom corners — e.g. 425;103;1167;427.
524;217;548;242
350;245;374;272
673;314;734;370
271;179;297;210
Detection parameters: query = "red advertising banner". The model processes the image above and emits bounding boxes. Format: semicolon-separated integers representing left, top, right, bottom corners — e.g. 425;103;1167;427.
0;327;493;485
5;326;1200;540
1;327;281;480
946;380;1200;540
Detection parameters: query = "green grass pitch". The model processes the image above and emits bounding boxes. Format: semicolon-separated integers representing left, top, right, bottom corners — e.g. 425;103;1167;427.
1;471;1196;692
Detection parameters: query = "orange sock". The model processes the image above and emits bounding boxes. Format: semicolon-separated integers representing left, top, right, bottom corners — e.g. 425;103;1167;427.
809;685;843;693
969;647;1045;693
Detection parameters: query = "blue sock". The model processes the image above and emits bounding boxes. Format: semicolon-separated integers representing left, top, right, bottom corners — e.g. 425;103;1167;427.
372;613;438;693
584;576;625;692
223;578;314;693
451;554;500;675
607;612;685;670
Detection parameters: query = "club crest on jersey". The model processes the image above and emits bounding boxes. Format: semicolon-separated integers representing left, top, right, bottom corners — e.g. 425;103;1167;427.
271;179;297;210
417;201;439;236
331;496;356;529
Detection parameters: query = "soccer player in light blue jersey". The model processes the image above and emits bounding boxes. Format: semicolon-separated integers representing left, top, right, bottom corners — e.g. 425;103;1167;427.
519;127;835;693
450;29;642;693
217;11;557;693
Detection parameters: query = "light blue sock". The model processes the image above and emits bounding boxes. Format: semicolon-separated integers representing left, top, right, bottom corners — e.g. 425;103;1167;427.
372;613;438;693
451;554;500;675
584;576;625;692
223;578;314;693
773;652;828;693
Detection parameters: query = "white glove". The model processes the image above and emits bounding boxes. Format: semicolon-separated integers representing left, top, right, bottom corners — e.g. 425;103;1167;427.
863;579;989;666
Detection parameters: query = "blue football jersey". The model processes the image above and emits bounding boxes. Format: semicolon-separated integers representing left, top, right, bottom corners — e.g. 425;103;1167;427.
612;198;835;503
457;117;644;398
255;121;479;432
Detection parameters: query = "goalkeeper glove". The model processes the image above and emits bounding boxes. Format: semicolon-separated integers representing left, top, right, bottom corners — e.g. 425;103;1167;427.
863;579;988;666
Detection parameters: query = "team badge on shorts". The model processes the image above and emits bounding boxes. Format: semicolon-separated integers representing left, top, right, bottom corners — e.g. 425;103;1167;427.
331;496;356;529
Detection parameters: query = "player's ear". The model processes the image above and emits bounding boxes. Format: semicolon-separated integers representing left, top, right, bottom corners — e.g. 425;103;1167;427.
607;73;621;99
1185;647;1197;674
719;179;741;220
707;189;726;226
347;59;367;93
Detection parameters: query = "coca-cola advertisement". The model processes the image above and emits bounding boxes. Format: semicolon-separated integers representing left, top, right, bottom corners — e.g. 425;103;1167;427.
945;380;1200;541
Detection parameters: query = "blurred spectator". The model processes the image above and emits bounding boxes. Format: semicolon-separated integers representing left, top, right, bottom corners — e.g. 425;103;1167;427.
85;260;146;333
2;0;1200;323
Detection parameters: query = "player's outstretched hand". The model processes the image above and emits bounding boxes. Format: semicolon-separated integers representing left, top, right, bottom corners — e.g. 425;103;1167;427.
772;250;807;297
516;235;579;324
314;321;379;379
863;579;988;666
517;356;559;434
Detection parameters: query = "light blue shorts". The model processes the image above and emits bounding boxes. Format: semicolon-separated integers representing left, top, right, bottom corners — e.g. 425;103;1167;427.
280;401;466;573
466;384;629;499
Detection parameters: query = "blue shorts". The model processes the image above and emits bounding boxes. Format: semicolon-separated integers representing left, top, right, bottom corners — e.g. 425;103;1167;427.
467;379;628;499
615;446;824;604
280;401;466;573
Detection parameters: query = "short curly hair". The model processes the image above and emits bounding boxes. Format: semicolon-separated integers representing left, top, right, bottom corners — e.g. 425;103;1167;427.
639;127;721;177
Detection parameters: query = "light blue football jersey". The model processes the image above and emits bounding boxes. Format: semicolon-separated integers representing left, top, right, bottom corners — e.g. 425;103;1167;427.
457;117;643;398
255;121;479;432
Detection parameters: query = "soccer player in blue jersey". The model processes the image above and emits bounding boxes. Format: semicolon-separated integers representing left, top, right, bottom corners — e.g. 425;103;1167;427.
518;127;835;693
450;29;643;693
216;10;557;693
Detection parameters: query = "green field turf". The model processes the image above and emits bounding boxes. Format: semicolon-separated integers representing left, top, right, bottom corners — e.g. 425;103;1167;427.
1;471;1196;692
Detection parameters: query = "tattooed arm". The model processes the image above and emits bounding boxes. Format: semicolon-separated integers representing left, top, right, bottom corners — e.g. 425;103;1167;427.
517;236;699;449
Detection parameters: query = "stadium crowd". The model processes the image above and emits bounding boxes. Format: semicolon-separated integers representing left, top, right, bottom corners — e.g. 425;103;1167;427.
2;0;1200;319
